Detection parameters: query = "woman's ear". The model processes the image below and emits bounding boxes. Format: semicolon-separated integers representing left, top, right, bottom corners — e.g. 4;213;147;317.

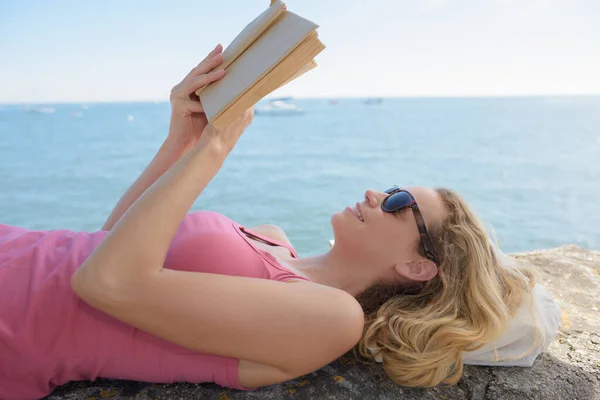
395;260;438;282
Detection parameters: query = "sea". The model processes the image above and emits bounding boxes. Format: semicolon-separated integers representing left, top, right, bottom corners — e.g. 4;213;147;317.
1;97;599;256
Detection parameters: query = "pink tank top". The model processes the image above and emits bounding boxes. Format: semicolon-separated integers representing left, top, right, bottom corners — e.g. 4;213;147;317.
0;211;310;400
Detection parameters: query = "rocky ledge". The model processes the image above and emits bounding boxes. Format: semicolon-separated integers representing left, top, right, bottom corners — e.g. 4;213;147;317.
47;245;599;400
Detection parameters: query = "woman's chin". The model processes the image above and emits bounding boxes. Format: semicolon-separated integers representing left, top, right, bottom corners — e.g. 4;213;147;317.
331;209;350;226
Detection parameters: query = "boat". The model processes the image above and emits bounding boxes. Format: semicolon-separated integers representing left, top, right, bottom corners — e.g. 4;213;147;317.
255;98;304;116
363;97;383;105
27;106;56;114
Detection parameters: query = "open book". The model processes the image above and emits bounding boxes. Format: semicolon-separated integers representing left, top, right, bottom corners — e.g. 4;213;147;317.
195;1;325;129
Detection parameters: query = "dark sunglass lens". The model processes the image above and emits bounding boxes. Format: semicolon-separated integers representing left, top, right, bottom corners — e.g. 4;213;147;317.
384;191;412;211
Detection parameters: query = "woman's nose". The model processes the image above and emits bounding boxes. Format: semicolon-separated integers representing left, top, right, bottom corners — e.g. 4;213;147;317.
365;189;382;207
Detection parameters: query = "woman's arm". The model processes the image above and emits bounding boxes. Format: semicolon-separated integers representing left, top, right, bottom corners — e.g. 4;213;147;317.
102;44;225;231
73;101;363;384
102;139;184;231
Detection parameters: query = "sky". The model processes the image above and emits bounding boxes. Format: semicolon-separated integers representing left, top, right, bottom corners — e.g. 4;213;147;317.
1;0;599;103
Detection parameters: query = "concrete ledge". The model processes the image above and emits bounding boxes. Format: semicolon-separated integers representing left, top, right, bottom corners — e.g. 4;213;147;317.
46;245;600;400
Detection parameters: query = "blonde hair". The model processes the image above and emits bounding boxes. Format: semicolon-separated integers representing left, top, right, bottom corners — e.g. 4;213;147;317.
353;188;538;387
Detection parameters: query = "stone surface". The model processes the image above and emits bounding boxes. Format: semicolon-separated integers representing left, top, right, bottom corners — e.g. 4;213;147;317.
46;245;600;400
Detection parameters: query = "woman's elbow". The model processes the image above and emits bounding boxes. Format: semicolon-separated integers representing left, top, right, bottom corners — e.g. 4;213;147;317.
70;264;128;307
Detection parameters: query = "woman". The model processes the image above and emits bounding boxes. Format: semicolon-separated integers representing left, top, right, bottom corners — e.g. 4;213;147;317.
0;44;560;400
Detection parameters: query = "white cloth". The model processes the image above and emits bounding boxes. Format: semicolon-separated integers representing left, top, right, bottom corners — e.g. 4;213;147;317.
366;283;561;366
462;284;561;366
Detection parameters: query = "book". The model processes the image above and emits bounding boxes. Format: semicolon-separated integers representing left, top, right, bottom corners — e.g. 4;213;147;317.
195;1;325;129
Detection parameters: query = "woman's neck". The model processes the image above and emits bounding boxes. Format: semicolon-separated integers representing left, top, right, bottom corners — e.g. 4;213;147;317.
280;250;379;297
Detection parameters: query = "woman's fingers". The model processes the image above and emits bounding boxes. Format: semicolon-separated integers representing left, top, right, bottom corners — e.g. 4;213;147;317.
174;99;205;117
173;44;224;99
171;68;225;101
186;69;226;95
204;43;223;61
187;49;224;79
171;45;226;103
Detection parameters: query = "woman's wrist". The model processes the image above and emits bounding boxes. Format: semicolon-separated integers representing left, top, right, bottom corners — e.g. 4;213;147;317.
166;113;193;147
162;134;190;158
192;136;229;161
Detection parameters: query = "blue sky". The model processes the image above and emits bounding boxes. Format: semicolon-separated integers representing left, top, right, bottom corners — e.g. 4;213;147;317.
1;0;599;103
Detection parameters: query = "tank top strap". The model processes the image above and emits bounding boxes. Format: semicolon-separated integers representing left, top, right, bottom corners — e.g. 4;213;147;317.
238;226;298;259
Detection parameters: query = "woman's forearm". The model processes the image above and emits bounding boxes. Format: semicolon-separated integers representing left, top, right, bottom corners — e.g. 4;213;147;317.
75;140;227;287
102;138;185;231
101;45;227;232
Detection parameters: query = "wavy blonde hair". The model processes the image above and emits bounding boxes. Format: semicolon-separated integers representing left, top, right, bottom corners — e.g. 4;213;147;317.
353;188;538;387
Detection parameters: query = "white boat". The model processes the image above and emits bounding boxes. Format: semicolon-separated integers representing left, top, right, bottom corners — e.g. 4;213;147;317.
27;106;56;114
255;99;304;115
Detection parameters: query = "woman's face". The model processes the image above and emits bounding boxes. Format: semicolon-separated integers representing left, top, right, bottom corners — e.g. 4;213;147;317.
331;186;446;270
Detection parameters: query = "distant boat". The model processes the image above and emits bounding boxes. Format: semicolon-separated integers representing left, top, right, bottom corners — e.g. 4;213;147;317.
363;97;383;105
27;106;56;114
127;115;134;122
255;99;304;116
269;96;294;102
329;99;339;105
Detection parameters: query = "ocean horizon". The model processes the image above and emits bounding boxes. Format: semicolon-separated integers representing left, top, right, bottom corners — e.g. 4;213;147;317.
1;96;599;256
3;93;600;106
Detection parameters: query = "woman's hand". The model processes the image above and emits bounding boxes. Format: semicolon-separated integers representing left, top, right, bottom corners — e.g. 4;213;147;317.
168;44;226;153
197;108;254;156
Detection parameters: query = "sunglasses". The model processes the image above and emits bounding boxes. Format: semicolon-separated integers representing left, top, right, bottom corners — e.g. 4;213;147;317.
382;186;439;264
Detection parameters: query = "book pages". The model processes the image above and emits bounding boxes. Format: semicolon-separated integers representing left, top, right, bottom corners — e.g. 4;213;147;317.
212;34;325;129
200;12;318;122
195;1;286;96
